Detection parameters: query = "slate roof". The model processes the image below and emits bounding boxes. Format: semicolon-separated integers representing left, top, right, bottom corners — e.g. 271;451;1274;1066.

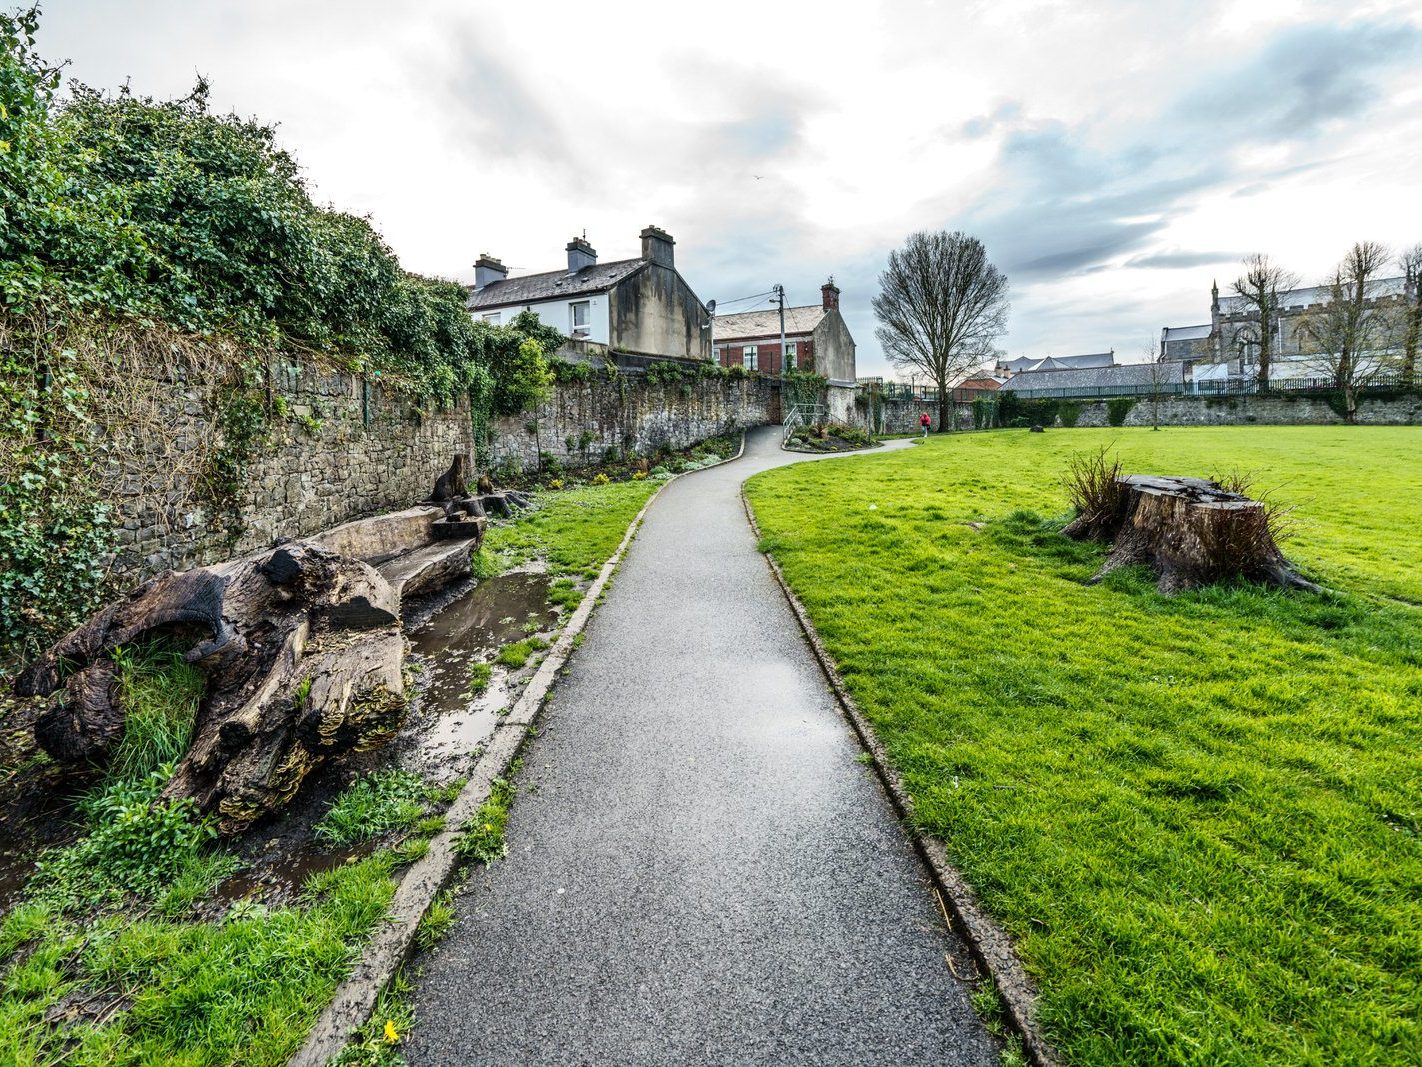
999;352;1114;374
468;258;646;310
1000;361;1184;393
1163;324;1211;341
714;305;826;340
1218;276;1407;316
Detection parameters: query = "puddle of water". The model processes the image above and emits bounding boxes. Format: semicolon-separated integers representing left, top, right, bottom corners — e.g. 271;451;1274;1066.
208;839;375;912
409;571;557;661
401;572;560;774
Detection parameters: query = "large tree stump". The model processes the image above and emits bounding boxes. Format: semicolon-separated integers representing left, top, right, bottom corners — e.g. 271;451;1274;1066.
1063;475;1317;595
15;542;407;833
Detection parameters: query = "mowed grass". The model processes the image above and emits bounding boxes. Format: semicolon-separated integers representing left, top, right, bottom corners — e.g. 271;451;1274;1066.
745;426;1422;1066
482;479;658;576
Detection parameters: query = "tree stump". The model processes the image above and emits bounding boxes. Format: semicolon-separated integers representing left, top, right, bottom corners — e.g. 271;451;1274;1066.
14;542;407;833
1062;475;1317;595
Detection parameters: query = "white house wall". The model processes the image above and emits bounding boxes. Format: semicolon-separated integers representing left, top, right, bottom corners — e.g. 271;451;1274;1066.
480;295;611;345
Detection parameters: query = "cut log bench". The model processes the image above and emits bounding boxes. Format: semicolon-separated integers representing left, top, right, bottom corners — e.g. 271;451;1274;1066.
1063;474;1318;595
12;458;520;834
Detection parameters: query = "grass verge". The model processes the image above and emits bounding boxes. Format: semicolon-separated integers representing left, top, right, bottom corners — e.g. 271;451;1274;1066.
745;425;1422;1066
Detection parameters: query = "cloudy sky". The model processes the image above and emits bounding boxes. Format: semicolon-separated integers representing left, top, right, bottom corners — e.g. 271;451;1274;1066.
37;0;1422;375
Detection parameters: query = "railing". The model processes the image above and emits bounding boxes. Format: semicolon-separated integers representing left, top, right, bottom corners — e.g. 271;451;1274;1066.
1003;374;1416;401
782;403;827;444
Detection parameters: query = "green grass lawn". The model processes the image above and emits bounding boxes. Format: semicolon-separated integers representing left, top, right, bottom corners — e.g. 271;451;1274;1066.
745;426;1422;1067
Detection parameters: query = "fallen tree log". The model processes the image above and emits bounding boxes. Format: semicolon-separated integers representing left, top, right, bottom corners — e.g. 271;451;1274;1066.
15;542;407;833
1063;474;1318;595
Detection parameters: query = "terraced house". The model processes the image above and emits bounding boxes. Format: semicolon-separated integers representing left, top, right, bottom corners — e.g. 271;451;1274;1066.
713;280;858;418
467;226;712;368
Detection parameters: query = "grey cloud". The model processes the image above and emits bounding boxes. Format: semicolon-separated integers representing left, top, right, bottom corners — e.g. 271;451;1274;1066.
1178;20;1422;142
945;17;1418;285
1125;250;1239;269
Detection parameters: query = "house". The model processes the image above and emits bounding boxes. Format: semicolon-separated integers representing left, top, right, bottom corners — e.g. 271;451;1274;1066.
999;361;1184;396
951;376;1004;401
467;226;711;367
1162;275;1413;378
997;351;1114;376
1160;324;1213;362
713;280;858;417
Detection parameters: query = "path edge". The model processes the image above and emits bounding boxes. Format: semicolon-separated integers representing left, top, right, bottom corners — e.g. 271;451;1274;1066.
291;431;746;1066
740;485;1066;1067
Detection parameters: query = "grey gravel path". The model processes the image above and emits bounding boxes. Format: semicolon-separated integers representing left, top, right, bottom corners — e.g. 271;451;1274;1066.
406;427;997;1066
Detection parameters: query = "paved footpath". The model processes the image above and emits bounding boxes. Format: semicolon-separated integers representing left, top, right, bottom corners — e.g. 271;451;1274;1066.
407;427;996;1066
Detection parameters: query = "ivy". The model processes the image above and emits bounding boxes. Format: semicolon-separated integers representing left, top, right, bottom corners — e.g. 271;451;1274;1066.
0;10;565;660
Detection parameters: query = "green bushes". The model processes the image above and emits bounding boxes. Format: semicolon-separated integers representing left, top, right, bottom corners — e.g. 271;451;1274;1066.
1106;397;1136;426
0;10;568;659
34;769;218;910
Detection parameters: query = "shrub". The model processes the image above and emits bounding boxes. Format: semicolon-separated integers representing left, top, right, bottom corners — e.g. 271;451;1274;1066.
1106;397;1136;426
1062;446;1127;540
1057;401;1082;428
34;768;217;908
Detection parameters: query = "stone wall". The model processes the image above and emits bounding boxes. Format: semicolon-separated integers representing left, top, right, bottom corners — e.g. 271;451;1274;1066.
113;361;475;583
1068;392;1422;428
486;375;774;473
110;361;774;586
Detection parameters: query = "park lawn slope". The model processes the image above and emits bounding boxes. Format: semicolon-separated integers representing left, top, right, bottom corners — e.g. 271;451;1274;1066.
745;426;1422;1066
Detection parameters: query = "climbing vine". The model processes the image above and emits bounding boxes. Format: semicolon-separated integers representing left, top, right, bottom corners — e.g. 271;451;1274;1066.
0;9;564;659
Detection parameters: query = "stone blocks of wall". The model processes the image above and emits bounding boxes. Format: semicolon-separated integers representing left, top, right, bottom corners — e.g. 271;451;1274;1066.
1069;392;1422;428
112;361;474;583
486;376;775;473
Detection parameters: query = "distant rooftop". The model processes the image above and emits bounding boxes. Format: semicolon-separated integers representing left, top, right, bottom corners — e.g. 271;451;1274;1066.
999;352;1115;374
1218;276;1407;316
1000;361;1183;393
714;305;827;339
1163;324;1211;341
469;258;645;310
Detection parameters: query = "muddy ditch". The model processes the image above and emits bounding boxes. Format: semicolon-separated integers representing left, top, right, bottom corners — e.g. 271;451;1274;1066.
0;564;584;917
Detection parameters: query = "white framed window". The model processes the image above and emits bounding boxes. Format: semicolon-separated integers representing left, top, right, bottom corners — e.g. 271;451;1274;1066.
743;345;758;371
482;311;501;324
783;341;797;370
570;300;591;338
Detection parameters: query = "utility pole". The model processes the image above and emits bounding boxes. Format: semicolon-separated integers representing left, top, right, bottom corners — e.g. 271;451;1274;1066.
773;284;787;374
704;299;717;362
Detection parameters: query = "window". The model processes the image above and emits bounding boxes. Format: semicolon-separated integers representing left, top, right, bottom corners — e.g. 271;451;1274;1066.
743;345;758;371
570;300;591;338
482;312;501;324
783;341;797;371
714;346;724;364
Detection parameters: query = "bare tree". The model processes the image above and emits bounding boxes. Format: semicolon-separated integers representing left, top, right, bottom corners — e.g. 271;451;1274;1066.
1145;339;1173;430
1298;241;1398;422
1230;254;1298;390
1400;243;1422;388
873;231;1009;431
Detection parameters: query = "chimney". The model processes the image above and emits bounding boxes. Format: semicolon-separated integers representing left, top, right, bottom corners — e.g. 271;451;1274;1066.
474;254;507;291
640;225;675;268
821;276;840;312
566;236;597;274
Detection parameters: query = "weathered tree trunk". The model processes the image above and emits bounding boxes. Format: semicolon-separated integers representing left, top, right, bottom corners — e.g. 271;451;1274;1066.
15;543;407;833
1063;475;1317;595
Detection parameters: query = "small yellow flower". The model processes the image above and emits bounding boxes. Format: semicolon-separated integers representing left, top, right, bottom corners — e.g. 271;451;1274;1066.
0;141;10;152
483;823;492;831
383;1019;400;1044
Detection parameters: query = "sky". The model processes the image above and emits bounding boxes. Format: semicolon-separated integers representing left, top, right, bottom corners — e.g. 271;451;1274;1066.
35;0;1422;376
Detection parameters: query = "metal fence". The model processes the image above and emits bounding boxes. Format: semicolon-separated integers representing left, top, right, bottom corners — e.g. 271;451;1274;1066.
1003;374;1417;401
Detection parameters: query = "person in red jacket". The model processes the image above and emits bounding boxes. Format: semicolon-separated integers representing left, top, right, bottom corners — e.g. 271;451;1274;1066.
919;411;931;437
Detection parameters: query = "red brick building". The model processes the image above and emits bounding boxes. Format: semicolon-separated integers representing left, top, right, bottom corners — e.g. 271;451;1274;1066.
712;281;856;387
